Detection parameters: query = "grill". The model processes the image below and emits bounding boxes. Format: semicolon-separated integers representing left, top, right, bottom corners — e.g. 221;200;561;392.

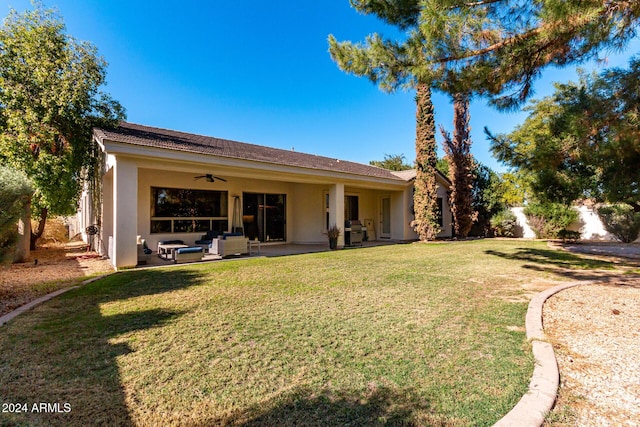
345;219;363;246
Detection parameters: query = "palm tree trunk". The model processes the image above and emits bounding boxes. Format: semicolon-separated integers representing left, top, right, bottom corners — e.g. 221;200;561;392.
412;83;440;240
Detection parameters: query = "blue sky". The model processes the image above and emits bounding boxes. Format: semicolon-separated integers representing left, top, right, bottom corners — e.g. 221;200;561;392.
4;1;639;172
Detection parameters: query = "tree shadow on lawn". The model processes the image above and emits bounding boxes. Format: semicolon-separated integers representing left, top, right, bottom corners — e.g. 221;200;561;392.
484;247;638;281
191;386;458;427
0;268;207;427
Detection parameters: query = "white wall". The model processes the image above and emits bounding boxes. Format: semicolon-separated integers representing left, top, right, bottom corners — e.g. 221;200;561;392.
510;205;625;241
576;206;613;240
510;207;537;238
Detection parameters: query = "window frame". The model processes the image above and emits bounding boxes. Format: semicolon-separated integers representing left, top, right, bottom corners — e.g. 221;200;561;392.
150;187;229;234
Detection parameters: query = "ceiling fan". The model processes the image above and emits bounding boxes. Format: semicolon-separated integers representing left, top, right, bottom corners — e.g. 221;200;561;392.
194;174;227;183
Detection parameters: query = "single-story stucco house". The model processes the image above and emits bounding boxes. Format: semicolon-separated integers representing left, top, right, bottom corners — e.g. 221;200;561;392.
78;122;452;269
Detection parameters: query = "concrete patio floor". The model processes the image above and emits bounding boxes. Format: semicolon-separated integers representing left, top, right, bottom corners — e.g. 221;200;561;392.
136;240;409;268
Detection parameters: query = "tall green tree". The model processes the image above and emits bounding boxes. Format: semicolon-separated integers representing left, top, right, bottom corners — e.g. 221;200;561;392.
369;153;412;171
489;57;640;211
469;162;501;237
499;172;528;207
441;93;475;237
0;5;125;250
330;1;640;109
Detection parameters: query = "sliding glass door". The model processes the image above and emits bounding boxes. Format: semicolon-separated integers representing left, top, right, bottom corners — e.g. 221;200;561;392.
242;193;286;242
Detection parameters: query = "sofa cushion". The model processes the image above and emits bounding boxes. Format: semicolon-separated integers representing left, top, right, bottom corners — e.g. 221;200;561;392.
175;247;203;255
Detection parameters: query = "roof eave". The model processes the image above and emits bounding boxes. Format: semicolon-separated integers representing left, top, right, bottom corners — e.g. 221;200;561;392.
97;137;410;188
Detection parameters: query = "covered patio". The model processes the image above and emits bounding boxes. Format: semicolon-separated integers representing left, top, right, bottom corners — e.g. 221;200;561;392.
135;239;410;268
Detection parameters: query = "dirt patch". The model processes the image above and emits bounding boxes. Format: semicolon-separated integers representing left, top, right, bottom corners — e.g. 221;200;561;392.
0;241;113;317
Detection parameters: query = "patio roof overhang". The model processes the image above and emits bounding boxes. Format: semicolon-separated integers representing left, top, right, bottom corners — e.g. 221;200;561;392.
97;137;413;191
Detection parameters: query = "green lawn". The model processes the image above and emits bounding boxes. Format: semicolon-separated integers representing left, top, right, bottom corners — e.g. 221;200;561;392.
0;240;618;426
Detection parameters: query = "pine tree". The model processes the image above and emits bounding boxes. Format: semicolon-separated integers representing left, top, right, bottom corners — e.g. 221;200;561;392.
329;3;441;240
330;1;640;109
441;94;476;237
411;84;440;240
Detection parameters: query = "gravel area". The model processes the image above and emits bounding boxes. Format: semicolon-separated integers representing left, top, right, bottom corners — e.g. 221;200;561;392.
0;242;113;317
543;281;640;426
560;242;640;260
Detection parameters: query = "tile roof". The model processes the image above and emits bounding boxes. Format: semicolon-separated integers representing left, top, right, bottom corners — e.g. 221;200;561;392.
94;122;408;182
392;168;451;186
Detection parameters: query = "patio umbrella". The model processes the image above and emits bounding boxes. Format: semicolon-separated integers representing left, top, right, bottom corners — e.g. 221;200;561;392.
232;196;243;235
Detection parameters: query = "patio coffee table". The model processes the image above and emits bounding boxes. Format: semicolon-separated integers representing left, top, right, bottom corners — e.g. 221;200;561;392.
158;243;189;260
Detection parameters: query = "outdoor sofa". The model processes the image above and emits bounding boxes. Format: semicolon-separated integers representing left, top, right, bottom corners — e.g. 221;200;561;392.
194;231;222;249
209;233;249;257
174;246;204;263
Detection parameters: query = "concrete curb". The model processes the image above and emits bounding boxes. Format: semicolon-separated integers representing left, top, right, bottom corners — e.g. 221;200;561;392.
0;274;113;327
493;281;592;427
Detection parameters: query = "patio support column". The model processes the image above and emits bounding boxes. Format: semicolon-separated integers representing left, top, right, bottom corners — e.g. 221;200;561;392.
329;183;345;248
112;156;138;269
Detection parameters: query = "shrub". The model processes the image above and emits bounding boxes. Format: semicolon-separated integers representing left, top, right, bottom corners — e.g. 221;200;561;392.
597;204;640;243
0;166;33;262
524;203;579;239
490;209;519;237
558;229;581;242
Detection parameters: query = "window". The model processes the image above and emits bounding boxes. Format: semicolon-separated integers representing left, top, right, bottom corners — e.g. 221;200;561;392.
150;187;228;234
345;195;359;221
242;193;286;242
437;197;444;227
324;192;330;231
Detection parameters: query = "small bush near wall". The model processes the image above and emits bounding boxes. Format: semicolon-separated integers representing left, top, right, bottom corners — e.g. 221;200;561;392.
524;203;579;239
597;204;640;243
558;229;581;242
0;166;32;263
490;210;519;237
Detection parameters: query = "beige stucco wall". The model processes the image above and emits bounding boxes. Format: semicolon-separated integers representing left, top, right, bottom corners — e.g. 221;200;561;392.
102;169;114;257
131;170;452;250
287;184;404;244
290;183;326;243
128;169;416;251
